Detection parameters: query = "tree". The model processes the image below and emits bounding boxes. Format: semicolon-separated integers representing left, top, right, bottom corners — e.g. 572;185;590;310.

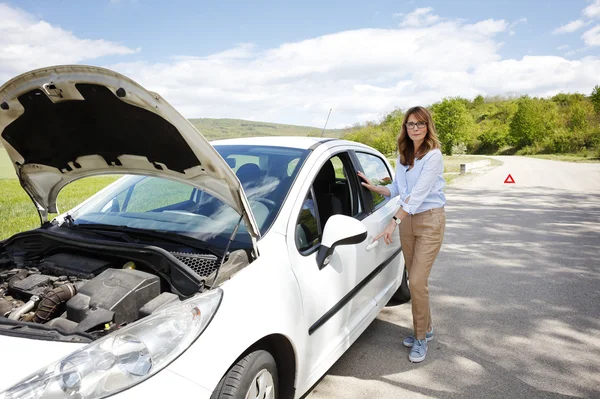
473;95;485;108
566;102;593;131
591;85;600;114
552;93;585;108
509;96;559;149
431;98;476;155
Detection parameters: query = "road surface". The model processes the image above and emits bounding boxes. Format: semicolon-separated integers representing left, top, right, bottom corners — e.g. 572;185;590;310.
306;156;600;398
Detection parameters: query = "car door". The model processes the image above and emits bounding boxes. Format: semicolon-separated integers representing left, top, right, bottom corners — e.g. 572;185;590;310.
286;149;379;376
352;150;404;304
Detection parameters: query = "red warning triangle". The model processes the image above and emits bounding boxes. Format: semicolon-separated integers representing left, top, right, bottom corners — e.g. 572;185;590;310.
504;174;515;184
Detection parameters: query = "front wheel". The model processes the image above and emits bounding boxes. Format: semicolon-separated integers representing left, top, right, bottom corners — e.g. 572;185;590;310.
211;350;278;399
392;267;411;303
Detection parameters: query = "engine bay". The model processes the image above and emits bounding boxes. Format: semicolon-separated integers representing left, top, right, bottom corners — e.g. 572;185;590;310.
0;229;222;341
0;253;182;338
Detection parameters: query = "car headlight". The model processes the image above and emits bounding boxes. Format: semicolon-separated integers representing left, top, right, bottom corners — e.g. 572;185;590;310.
1;288;222;399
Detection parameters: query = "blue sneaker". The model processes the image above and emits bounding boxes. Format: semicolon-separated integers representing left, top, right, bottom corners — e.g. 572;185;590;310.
409;339;428;363
403;328;434;347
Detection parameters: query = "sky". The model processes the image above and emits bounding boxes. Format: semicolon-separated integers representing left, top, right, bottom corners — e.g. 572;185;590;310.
1;0;600;129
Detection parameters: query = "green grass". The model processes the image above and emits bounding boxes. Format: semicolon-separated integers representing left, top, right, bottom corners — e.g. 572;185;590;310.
524;154;600;163
0;176;119;240
443;155;502;185
0;146;13;179
442;155;503;173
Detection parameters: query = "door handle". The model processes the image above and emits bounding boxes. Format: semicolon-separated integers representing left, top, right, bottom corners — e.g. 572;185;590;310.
366;241;379;251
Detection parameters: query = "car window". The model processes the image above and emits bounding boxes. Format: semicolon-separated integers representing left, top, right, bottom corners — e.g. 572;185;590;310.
70;145;310;251
296;191;320;251
228;155;260;173
330;156;346;179
296;152;363;253
355;152;392;209
287;157;300;176
114;178;193;213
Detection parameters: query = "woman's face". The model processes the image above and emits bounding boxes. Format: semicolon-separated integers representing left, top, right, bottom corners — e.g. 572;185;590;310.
406;113;428;144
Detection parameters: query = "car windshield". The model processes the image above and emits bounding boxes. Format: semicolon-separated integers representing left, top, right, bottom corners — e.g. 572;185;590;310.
69;145;309;248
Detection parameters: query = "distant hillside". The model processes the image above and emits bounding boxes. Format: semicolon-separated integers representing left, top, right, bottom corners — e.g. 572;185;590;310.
188;118;348;140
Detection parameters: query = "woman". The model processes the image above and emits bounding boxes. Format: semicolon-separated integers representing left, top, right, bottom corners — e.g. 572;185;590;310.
358;106;446;363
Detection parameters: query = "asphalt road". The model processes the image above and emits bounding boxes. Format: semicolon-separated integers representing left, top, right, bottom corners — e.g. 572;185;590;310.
306;156;600;399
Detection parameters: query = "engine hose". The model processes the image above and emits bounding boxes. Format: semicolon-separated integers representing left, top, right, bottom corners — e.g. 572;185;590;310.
7;270;28;288
33;284;77;324
8;296;39;320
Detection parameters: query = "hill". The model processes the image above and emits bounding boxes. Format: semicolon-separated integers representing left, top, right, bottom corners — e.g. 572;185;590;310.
189;118;348;140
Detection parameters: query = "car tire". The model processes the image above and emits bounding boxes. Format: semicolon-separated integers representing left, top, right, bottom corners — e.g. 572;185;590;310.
392;267;411;303
211;350;279;399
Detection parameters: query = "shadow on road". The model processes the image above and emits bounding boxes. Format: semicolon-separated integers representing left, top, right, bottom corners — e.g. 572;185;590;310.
308;186;600;398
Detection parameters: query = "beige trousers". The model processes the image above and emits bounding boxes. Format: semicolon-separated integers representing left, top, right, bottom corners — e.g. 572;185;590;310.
399;207;446;340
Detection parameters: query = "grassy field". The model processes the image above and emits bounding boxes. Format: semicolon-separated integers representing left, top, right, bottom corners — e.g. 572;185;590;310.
0;145;13;179
524;154;600;163
189;118;347;140
0;176;119;240
443;155;502;185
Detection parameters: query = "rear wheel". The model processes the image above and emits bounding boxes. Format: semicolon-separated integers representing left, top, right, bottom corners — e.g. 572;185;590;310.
211;350;278;399
392;267;411;303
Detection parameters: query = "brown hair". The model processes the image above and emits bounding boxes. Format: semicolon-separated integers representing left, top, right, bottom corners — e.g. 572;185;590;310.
397;106;441;166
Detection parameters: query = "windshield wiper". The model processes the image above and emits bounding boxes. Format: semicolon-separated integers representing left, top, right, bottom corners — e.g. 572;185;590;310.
69;224;223;257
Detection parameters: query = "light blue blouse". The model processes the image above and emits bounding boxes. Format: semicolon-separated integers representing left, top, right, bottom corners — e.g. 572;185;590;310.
385;149;446;215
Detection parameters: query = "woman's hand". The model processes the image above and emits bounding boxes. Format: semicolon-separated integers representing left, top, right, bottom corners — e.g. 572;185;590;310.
357;171;376;191
373;220;397;245
358;171;391;197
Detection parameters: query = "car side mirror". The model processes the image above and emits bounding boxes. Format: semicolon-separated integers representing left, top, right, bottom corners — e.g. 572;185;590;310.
316;215;367;269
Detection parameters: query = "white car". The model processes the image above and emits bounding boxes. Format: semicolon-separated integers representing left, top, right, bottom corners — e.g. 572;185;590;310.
0;66;410;399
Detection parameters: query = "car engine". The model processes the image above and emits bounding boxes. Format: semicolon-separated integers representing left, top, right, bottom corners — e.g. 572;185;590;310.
0;251;180;338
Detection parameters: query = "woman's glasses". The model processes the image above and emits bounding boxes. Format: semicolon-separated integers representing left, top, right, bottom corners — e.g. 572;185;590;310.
405;122;427;130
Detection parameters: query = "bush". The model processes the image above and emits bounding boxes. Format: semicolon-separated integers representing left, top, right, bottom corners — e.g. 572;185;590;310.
509;96;560;149
451;143;468;155
542;128;586;153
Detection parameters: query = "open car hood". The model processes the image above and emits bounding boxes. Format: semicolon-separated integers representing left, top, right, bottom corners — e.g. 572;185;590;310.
0;65;260;239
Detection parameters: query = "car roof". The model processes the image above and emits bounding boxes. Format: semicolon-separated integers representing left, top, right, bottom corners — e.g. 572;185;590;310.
210;136;339;150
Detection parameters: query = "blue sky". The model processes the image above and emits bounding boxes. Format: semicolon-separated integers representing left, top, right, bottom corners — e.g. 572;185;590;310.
12;0;595;62
1;0;600;127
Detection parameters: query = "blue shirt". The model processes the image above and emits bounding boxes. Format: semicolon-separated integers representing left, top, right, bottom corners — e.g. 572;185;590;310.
385;149;446;215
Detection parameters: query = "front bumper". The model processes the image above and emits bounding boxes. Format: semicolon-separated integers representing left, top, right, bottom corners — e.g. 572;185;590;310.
109;369;212;399
0;334;213;398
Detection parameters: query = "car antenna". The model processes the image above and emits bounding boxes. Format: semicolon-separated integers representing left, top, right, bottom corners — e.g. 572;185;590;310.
320;108;332;137
210;214;244;287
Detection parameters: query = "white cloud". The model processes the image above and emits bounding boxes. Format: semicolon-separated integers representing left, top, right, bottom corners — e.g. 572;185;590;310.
398;7;440;27
0;4;138;83
553;19;588;34
1;4;600;128
583;0;600;19
582;24;600;45
508;17;527;35
464;19;508;35
557;44;570;50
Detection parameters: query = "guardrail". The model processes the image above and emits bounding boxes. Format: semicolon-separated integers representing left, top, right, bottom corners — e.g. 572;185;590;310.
460;159;491;174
